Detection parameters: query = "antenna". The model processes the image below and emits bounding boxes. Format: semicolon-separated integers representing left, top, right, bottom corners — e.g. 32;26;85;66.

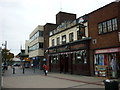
60;0;62;11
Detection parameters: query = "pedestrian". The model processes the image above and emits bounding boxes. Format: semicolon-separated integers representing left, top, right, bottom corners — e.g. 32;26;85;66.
42;64;48;76
12;65;15;74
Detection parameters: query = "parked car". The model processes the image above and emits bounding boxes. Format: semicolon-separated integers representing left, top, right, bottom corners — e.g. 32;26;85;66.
13;63;20;66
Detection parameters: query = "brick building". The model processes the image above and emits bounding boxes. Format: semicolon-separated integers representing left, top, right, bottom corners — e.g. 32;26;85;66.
88;1;120;78
44;1;120;78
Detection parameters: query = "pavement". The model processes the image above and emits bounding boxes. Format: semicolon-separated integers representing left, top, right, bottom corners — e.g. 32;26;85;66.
2;66;120;89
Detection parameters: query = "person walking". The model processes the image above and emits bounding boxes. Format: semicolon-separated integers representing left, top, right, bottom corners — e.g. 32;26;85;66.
42;64;48;76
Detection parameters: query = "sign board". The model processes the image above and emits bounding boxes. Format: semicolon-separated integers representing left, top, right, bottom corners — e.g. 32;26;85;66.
95;47;120;54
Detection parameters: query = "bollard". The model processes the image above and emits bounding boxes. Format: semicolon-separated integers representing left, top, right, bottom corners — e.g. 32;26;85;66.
13;67;15;74
23;68;24;74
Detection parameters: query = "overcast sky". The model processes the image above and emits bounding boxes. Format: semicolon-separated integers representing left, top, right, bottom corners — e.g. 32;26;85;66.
0;0;115;55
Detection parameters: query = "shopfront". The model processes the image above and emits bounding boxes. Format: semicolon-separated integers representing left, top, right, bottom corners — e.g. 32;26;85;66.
48;38;91;75
94;47;120;78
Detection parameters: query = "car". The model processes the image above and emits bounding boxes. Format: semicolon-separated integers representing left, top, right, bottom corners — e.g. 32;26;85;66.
13;63;20;66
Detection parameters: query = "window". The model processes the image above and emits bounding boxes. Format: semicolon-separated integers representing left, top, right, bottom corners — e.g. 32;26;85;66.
75;50;87;64
112;18;117;31
39;43;43;48
62;35;66;44
75;51;83;64
107;20;112;32
98;18;118;34
51;56;58;64
29;43;43;51
57;37;60;45
52;39;55;46
83;50;87;64
30;31;43;42
39;31;43;37
102;22;107;33
69;32;74;42
98;23;102;34
77;31;82;40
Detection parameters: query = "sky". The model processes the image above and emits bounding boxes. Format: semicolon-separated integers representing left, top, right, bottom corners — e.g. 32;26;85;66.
0;0;115;55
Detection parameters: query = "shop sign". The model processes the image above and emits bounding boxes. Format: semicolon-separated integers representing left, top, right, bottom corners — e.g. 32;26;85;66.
95;47;120;54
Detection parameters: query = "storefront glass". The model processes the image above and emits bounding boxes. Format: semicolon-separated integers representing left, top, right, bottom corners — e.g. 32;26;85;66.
51;56;58;64
94;53;117;78
75;50;87;64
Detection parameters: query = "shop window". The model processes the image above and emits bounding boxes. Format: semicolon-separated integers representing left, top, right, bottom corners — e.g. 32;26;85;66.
83;50;87;64
75;51;83;64
94;54;117;78
69;32;74;42
51;56;58;64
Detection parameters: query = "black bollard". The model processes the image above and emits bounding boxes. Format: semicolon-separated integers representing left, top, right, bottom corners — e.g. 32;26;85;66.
13;67;15;74
23;68;25;74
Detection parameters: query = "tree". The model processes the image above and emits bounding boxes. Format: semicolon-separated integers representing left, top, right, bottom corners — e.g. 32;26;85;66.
2;49;14;63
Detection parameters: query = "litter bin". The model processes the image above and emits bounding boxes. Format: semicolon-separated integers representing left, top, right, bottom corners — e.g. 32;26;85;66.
103;79;119;90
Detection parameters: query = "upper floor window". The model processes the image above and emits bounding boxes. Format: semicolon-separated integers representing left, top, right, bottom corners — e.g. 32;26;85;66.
56;37;60;45
69;32;74;42
30;31;43;42
29;42;43;51
52;39;55;46
77;31;82;40
39;31;43;37
98;18;118;34
62;35;66;44
112;18;118;31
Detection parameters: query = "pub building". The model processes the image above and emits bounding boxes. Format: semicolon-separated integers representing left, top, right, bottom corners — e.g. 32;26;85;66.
88;1;120;78
47;15;92;75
